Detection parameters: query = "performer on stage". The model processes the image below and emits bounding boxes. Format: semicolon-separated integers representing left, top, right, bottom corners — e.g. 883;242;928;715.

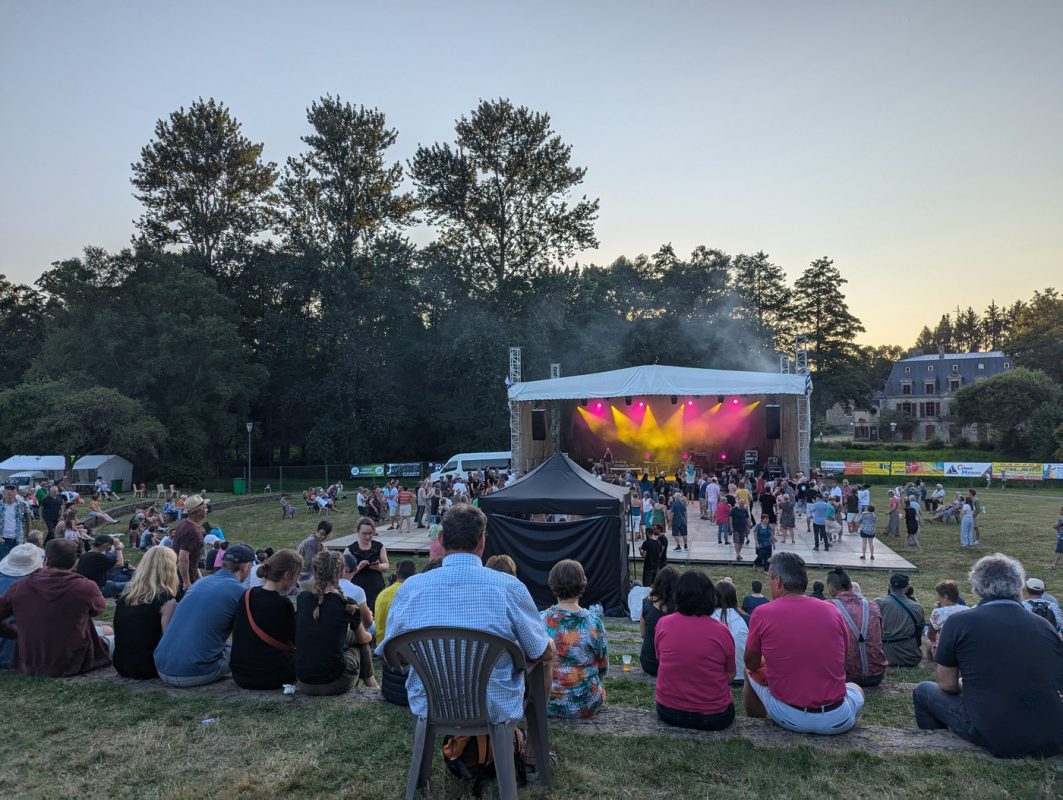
603;447;613;475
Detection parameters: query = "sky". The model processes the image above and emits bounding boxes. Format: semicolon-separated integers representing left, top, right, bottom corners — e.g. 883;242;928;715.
1;0;1061;346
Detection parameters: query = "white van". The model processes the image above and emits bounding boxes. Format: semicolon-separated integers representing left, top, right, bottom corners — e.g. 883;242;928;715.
430;451;511;482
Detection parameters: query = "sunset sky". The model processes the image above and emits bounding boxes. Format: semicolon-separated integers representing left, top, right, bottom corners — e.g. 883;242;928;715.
1;0;1060;346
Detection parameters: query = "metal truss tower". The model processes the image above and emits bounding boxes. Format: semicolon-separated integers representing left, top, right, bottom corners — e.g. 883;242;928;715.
508;347;522;472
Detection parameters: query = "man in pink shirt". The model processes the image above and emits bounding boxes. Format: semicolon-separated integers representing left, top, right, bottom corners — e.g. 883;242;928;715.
743;551;864;734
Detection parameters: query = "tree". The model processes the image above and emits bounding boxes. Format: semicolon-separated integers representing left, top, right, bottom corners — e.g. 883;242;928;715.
912;325;935;354
278;96;416;285
1023;401;1063;461
0;275;49;390
0;381;167;474
131;98;278;278
730;251;790;350
981;300;1006;350
931;314;955;352
410;98;599;308
789;257;868;413
953;305;983;352
952;367;1061;455
862;344;906;394
1005;288;1063;383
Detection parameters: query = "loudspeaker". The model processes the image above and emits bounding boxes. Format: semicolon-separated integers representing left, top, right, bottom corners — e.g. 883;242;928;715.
531;409;547;441
765;405;781;440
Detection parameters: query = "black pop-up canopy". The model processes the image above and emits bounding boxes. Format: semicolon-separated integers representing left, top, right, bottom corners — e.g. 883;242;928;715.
477;453;629;613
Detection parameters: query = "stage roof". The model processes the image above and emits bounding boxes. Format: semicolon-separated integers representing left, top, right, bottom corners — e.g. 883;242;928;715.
508;364;806;401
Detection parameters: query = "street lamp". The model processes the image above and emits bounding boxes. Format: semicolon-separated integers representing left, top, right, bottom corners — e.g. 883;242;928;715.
890;421;897;462
246;422;253;493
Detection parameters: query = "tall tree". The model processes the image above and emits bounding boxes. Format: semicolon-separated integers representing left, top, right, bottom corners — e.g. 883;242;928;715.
1005;288;1063;383
0;275;49;390
912;325;935;354
931;314;955;352
730;251;790;350
981;300;1006;350
131;98;278;278
278;96;416;285
789;257;868;413
410;98;599;308
953;305;983;352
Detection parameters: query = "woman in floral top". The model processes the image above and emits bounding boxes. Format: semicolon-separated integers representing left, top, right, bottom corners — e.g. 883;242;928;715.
541;559;608;719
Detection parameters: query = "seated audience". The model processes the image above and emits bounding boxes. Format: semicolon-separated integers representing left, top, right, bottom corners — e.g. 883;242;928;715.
0;539;111;676
374;560;417;646
112;546;179;679
76;534;133;597
153;543;256;686
744;551;864;734
541;560;608;719
654;569;736;731
927;580;969;659
741;580;770;617
1022;577;1062;633
296;550;377;694
0;543;45;668
297;520;333;581
87;495;118;525
826;567;887;687
913;553;1063;758
230;549;302;690
485;554;517;576
874;574;925;667
639;566;679;677
711;579;749;684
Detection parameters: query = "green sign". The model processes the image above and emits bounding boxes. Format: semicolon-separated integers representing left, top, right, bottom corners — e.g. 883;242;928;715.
349;463;385;478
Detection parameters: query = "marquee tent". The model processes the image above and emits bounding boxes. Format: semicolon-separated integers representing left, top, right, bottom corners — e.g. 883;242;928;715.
0;455;65;483
477;452;629;614
72;455;134;492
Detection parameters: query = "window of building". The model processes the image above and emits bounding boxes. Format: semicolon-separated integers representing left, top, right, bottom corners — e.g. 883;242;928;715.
951;364;959;373
978;362;984;370
949;377;961;392
928;365;934;372
902;382;912;395
1004;362;1010;369
924;381;935;394
904;366;911;373
925;401;939;416
901;402;913;415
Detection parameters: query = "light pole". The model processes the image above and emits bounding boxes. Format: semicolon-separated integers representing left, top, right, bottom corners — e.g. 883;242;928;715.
890;421;897;462
246;422;253;494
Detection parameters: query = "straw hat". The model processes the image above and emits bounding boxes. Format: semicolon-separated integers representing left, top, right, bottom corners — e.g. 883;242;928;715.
183;494;208;515
0;543;45;577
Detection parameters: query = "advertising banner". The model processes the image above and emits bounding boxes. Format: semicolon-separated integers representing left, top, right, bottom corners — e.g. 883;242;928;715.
843;461;863;475
820;461;846;473
386;462;423;478
904;461;944;477
891;461;908;476
349;464;385;478
1045;464;1063;480
992;463;1042;481
861;462;891;476
943;462;992;478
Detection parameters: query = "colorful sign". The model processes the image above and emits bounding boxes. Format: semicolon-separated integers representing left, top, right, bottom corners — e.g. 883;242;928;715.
943;462;992;478
861;462;891;476
904;461;944;477
843;461;863;475
1045;464;1063;480
386;462;423;478
820;461;846;473
992;463;1042;481
349;463;385;478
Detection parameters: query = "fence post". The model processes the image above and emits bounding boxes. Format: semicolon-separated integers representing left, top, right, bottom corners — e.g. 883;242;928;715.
279;466;283;494
325;465;329;488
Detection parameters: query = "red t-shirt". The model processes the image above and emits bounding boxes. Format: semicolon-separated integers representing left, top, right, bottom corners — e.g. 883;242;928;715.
654;613;735;714
397;490;414;505
746;594;848;707
715;502;731;525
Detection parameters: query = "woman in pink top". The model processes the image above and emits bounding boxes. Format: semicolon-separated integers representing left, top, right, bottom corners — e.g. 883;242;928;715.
654;569;736;731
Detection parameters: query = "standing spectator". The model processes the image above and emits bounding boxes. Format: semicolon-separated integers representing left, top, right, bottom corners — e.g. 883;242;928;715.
1;483;31;559
0;539;112;677
913;554;1063;758
885;490;900;537
904;496;922;548
752;513;773;572
153;543;256;686
705;477;720;522
415;481;428;529
297;520;332;581
730;499;751;561
396;484;415;533
374;559;417;646
776;491;795;544
741;580;771;617
927;580;969;660
1051;506;1063;571
967;489;984;546
826;568;886;687
230;550;302;690
639;566;678;677
844;489;859;535
171;494;208;590
857;504;877;561
743;551;865;734
112;546;179;679
541;560;609;719
39;485;63;543
639;525;665;587
0;543;44;668
346;517;390;611
654;570;736;731
715;494;732;545
874;574;925;667
809;494;831;552
959;495;976;548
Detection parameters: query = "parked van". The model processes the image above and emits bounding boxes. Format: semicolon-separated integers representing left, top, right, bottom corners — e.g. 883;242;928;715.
429;451;511;482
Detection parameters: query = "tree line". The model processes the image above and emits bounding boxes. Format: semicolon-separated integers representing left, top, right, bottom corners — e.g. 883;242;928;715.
0;97;1060;479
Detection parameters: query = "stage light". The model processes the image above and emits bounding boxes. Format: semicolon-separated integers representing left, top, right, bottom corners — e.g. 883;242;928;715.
670;395;677;405
717;395;725;404
595;401;603;410
644;452;651;460
625;396;632;406
731;398;740;406
681;451;689;460
580;399;587;407
721;453;728;460
686;399;694;406
638;401;645;407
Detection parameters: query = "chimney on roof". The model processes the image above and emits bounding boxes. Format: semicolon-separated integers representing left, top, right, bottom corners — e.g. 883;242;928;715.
938;346;944;359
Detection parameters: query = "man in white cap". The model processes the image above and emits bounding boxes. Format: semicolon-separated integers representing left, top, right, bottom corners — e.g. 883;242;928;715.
0;542;45;668
1023;578;1062;633
171;494;208;590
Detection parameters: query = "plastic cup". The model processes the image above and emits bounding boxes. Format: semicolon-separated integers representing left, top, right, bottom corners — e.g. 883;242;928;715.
622;655;632;671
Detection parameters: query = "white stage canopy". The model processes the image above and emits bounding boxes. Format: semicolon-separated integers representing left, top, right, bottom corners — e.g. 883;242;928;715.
508;364;806;402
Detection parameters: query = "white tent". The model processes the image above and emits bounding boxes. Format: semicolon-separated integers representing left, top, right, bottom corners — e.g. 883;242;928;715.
0;455;65;483
508;364;806;402
72;455;134;491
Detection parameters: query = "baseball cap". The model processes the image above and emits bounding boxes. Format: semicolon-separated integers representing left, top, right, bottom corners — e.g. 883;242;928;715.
221;543;255;565
1025;578;1046;592
889;573;910;589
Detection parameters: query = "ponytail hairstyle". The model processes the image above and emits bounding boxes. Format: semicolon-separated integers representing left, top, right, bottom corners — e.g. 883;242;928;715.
256;548;303;583
311;550;345;621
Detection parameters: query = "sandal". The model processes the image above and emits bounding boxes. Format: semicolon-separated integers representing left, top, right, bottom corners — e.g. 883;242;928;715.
523;750;558;783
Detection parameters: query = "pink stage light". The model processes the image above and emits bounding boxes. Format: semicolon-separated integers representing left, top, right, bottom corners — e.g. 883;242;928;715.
595;401;603;410
721;453;728;460
681;452;689;460
731;398;740;405
638;401;645;407
686;399;694;406
644;452;651;460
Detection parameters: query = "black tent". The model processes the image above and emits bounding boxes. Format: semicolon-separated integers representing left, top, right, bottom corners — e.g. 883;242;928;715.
478;453;629;614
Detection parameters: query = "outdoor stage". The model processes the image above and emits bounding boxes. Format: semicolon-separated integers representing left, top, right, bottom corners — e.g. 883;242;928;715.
328;504;917;573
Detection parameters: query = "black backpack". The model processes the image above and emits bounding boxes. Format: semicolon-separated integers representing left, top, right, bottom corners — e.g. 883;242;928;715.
1028;600;1057;627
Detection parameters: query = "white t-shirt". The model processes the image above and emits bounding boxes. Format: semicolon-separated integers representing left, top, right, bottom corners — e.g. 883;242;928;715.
1;502;18;538
830;486;842;500
641;497;652;514
858;489;870;509
338;579;367;605
705;482;720;503
711;608;748;682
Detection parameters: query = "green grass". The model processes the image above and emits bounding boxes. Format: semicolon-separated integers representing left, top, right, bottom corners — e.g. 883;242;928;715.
6;486;1063;798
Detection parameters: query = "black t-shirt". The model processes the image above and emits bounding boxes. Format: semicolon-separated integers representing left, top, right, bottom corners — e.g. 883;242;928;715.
113;593;173;679
934;600;1063;758
76;551;114;587
640;538;663;569
730;507;750;533
295;591;358;685
846;493;859;513
40;494;64;522
741;594;770;616
231;587;297;690
640;599;668;674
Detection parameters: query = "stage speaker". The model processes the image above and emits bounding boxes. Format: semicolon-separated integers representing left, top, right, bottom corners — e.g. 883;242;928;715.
765;404;781;440
531;409;547;441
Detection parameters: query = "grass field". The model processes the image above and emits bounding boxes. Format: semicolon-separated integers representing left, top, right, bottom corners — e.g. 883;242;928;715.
2;487;1061;798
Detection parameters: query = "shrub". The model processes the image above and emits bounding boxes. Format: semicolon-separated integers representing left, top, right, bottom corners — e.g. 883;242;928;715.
953;436;972;449
976;440;994;452
924;435;946;450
